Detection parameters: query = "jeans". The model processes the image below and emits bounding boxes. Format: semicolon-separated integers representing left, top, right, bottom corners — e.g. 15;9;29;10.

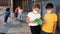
17;13;22;20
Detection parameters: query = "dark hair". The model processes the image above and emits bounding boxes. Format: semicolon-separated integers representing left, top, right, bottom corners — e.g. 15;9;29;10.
6;8;10;11
33;4;40;9
46;3;53;9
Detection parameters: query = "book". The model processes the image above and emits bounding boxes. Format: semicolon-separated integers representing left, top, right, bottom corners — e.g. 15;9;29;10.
34;18;41;25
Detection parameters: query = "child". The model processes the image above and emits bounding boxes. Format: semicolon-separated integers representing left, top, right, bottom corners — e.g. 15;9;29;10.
17;7;23;21
14;6;19;18
4;8;10;24
26;4;42;34
41;3;58;34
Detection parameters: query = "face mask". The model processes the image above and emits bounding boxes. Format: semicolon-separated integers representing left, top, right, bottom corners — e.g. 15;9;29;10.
33;10;38;14
47;10;51;14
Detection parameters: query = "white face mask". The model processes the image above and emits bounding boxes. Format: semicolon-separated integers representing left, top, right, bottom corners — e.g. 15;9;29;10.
33;10;38;14
47;10;51;14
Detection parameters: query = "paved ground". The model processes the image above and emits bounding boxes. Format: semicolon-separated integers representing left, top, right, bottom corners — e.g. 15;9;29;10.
0;11;31;34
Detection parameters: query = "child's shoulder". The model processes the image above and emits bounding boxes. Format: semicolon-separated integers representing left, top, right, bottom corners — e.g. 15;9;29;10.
28;12;32;14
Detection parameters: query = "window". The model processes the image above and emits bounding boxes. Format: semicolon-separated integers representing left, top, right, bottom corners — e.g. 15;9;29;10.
0;0;11;6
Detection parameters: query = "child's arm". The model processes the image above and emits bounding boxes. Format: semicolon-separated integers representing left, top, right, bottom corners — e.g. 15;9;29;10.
26;17;35;24
41;14;46;25
40;18;43;25
40;20;46;25
26;17;30;24
40;17;46;25
53;14;57;34
53;22;57;34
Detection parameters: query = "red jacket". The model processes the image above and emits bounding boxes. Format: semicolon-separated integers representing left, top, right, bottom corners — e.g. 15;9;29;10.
15;8;18;14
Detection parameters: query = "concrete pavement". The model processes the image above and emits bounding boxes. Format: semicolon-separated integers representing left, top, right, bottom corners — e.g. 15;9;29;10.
0;11;31;34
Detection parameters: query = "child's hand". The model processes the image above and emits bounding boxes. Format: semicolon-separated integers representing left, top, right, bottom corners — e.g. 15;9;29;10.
40;21;45;25
52;32;55;34
30;20;35;24
40;22;43;25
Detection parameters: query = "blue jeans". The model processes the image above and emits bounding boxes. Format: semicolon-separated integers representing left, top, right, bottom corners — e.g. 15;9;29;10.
17;13;22;20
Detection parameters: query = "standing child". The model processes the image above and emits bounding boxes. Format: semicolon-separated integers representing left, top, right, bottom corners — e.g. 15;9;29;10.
26;4;42;34
41;3;58;34
4;8;10;24
17;7;23;21
14;6;19;18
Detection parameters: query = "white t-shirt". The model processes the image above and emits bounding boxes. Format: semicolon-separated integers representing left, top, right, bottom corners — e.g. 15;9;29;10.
27;12;41;26
18;9;23;14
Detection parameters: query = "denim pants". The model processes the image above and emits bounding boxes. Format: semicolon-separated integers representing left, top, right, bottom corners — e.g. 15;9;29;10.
17;13;22;20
